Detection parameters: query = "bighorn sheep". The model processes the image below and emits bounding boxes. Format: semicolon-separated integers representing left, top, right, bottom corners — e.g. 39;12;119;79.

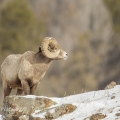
1;37;68;97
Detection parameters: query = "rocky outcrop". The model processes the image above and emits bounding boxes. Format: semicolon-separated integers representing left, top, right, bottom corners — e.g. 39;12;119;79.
2;96;76;120
104;81;116;90
2;95;56;120
30;104;76;120
89;113;106;120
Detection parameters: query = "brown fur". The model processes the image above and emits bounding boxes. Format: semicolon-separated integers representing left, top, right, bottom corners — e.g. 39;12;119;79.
1;44;67;98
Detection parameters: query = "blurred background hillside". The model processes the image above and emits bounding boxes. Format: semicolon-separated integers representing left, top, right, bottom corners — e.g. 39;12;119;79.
0;0;120;107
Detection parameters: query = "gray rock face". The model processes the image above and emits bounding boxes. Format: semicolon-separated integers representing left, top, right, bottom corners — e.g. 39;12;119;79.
30;104;76;120
2;96;57;120
104;81;116;90
2;96;76;120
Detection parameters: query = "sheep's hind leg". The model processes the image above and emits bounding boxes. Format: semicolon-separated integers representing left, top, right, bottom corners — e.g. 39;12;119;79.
16;89;23;95
4;84;12;98
2;74;12;98
21;80;30;95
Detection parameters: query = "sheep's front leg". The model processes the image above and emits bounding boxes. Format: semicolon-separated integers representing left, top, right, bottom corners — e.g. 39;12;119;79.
16;89;23;95
21;80;30;95
30;84;38;95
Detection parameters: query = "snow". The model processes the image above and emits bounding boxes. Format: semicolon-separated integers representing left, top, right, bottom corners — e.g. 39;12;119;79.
32;85;120;120
1;85;120;120
0;115;2;120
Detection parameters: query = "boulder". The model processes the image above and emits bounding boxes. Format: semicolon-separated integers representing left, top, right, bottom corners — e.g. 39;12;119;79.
104;81;116;90
2;95;56;120
2;96;76;120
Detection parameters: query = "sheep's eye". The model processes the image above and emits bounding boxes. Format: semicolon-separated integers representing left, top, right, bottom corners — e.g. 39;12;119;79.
48;46;50;51
55;47;58;49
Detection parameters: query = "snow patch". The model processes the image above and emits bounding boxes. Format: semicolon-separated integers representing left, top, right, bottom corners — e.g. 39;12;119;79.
0;115;2;120
1;85;120;120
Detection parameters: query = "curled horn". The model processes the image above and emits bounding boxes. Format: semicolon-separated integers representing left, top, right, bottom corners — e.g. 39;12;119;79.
41;37;60;58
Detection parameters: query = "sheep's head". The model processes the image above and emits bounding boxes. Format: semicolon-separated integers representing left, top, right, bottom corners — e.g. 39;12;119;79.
40;37;68;60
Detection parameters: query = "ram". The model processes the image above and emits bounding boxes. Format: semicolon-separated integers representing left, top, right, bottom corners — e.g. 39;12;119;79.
1;37;68;97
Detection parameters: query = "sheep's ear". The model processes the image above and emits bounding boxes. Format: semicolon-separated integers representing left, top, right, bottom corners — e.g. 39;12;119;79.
38;47;42;53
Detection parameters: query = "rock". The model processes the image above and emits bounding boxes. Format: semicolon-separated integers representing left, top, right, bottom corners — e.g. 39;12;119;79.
2;96;76;120
115;113;120;116
45;104;76;119
31;104;77;120
90;113;106;120
29;116;47;120
2;95;57;120
111;96;115;99
104;81;116;90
